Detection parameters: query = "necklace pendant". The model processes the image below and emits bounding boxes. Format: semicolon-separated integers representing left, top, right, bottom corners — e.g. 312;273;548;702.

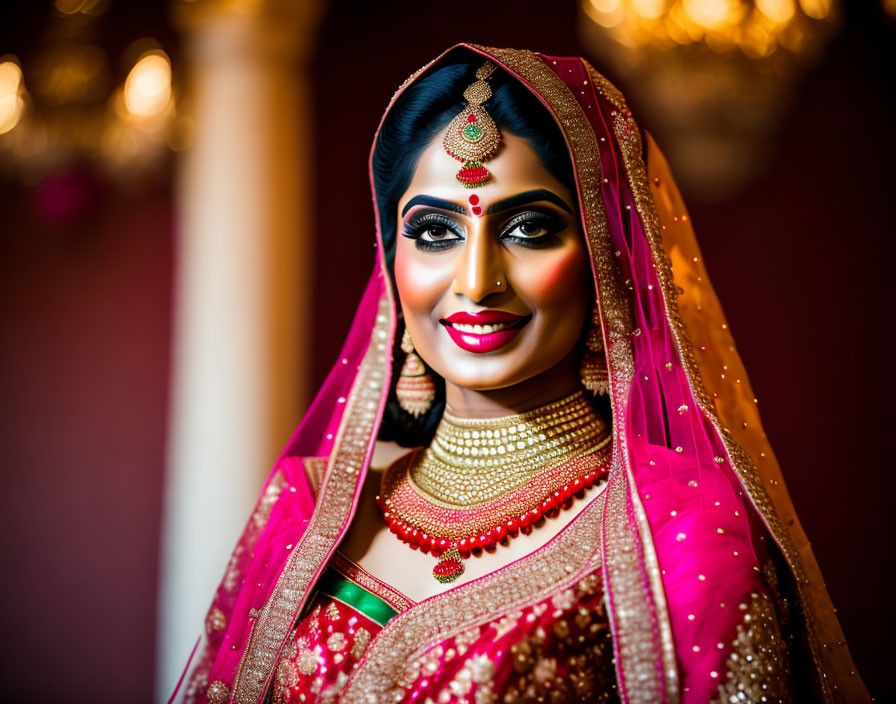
433;546;465;583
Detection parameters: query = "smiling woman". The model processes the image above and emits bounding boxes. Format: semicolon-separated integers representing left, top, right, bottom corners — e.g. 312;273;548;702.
172;46;868;704
395;132;591;404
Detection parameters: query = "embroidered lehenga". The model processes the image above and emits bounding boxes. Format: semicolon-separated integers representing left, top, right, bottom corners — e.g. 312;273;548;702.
173;45;868;704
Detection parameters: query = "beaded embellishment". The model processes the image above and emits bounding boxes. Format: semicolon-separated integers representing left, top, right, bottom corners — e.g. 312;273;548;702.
443;61;502;187
377;391;612;582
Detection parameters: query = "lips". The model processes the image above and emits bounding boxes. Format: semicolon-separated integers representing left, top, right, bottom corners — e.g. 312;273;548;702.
440;310;531;354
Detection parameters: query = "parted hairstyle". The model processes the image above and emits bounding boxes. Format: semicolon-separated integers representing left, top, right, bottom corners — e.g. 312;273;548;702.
372;52;580;446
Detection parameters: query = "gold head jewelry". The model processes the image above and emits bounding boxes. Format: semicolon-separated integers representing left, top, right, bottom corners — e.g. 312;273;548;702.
443;61;502;188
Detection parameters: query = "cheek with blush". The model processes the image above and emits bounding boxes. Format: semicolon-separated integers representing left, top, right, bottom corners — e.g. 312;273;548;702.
518;244;591;309
394;243;447;310
393;241;455;363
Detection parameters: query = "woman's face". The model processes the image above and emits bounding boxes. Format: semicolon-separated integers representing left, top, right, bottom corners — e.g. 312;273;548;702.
394;132;592;392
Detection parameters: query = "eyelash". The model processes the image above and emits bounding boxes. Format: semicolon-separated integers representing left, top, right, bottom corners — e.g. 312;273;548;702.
400;213;464;251
499;212;565;248
401;210;566;252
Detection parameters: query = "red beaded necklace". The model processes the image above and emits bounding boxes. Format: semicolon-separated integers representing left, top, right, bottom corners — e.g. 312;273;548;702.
376;392;611;583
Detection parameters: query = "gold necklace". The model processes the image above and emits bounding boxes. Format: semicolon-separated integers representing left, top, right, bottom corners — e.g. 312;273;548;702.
377;390;612;582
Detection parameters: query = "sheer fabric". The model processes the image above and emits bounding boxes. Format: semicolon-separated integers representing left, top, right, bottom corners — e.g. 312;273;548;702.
171;46;868;704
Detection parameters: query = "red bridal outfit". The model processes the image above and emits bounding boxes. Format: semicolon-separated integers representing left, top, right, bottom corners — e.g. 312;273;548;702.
172;45;868;704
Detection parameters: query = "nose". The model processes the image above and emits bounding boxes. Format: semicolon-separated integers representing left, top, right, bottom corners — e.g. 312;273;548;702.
451;226;506;303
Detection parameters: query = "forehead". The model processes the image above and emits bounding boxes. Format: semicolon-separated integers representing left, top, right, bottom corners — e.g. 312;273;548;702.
399;132;573;209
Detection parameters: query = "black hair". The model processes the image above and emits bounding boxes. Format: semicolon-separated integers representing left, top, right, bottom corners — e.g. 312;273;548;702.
372;51;578;446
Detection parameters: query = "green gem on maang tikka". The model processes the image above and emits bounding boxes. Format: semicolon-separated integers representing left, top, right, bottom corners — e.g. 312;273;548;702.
461;121;483;142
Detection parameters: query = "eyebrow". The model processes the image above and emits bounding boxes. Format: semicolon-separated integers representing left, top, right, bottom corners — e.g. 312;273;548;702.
400;195;468;217
486;189;574;215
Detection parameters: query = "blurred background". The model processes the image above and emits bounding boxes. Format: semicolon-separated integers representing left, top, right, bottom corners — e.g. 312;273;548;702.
0;0;892;701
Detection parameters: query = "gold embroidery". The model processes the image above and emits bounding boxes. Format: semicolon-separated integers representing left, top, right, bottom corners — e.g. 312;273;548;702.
350;627;371;661
711;592;792;703
232;295;393;703
325;602;341;622
330;551;414;613
479;46;676;704
590;63;829;699
334;43;674;704
205;606;227;634
205;680;231;704
326;632;347;652
222;470;288;593
341;483;608;702
302;456;328;498
503;580;617;704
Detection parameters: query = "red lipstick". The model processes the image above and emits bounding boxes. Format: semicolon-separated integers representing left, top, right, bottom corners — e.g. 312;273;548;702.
440;310;531;353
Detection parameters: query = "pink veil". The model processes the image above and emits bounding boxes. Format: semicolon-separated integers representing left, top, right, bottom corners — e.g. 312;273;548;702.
171;45;868;704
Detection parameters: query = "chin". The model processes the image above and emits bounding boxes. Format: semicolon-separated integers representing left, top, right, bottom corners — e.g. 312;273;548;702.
438;357;547;392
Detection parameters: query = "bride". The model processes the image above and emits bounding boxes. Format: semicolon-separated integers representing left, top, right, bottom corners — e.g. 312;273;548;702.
173;45;867;704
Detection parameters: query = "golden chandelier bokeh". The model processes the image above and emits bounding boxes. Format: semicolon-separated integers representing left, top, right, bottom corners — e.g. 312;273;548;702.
580;0;840;199
0;3;185;182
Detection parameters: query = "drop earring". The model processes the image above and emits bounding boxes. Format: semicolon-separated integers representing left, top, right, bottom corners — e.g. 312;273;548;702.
396;327;436;417
580;307;609;396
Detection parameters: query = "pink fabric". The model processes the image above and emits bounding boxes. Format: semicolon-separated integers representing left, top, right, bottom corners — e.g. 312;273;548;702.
173;48;784;704
537;55;771;702
274;594;387;704
171;269;392;702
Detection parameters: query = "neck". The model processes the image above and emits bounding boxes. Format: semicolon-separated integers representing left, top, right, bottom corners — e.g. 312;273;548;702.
443;351;582;419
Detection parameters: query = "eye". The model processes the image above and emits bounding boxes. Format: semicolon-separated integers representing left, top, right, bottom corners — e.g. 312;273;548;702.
507;220;550;238
500;211;566;247
419;224;462;243
401;211;465;251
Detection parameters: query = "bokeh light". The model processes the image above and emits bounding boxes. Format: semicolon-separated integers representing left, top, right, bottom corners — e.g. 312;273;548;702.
124;52;172;119
0;60;25;135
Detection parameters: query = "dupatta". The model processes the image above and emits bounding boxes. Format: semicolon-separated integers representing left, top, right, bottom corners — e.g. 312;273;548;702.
172;45;868;704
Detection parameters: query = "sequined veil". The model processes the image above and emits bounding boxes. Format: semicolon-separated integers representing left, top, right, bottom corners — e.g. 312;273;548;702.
171;45;868;704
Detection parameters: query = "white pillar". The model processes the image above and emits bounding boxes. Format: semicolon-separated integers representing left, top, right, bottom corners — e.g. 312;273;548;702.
157;1;321;697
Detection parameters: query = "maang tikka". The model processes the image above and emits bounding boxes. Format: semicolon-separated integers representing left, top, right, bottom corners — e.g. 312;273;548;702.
396;328;436;417
443;61;502;187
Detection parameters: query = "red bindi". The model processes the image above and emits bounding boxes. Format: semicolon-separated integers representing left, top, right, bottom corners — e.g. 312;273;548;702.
468;194;482;217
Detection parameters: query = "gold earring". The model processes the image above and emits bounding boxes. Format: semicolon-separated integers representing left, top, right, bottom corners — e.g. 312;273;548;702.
580;307;609;396
396;327;436;417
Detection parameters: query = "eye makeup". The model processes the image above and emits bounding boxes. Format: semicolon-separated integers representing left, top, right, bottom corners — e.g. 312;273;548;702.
499;210;568;248
401;210;466;252
399;206;569;252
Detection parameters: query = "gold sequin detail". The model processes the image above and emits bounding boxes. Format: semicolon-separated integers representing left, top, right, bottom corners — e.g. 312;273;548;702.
232;296;392;703
205;680;231;704
327;632;347;652
350;627;372;661
205;606;227;633
712;592;792;703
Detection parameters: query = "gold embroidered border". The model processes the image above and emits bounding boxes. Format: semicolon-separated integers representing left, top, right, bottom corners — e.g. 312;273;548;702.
483;46;675;704
341;486;608;703
586;62;829;701
337;45;676;704
710;592;793;703
231;295;392;704
330;551;414;613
